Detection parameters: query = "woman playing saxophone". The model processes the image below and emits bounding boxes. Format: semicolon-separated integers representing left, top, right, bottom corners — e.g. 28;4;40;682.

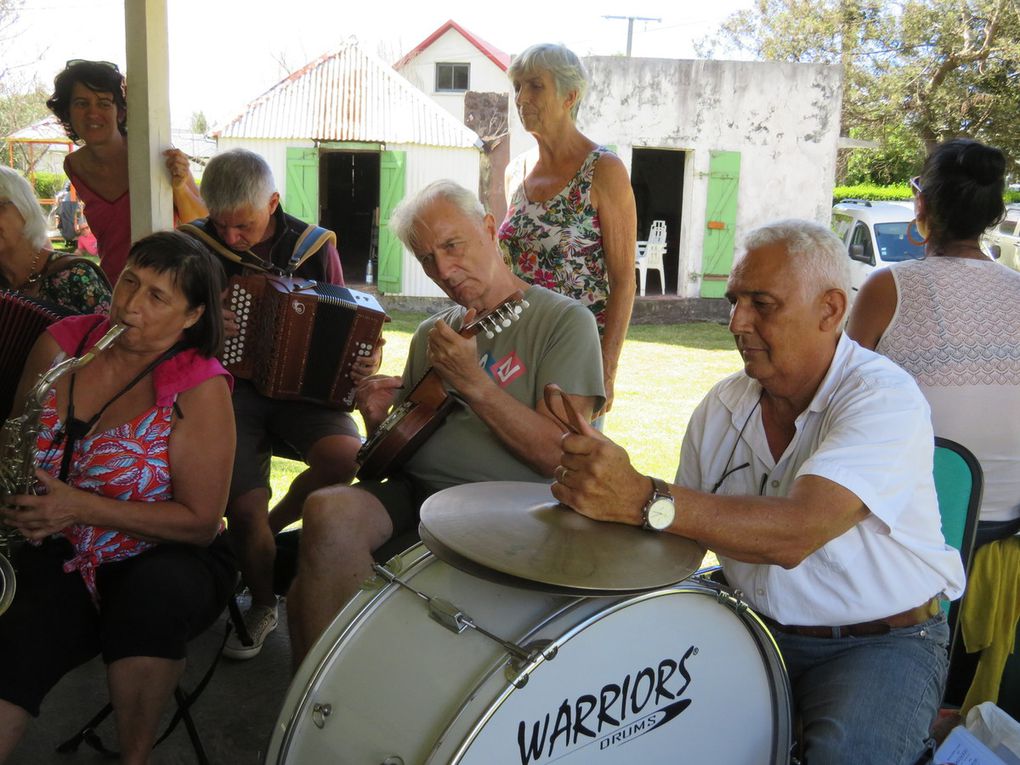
0;231;236;765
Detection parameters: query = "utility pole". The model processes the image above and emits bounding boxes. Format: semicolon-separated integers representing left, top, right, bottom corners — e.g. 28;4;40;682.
603;15;661;57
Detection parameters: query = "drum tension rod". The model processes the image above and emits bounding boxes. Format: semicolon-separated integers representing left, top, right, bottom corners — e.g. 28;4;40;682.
371;563;542;665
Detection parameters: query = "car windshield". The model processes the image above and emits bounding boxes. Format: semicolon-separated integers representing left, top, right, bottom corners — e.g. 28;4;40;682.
875;222;925;262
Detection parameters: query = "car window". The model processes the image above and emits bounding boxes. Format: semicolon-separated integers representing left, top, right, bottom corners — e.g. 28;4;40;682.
849;222;874;263
999;216;1019;235
875;222;925;263
831;213;852;242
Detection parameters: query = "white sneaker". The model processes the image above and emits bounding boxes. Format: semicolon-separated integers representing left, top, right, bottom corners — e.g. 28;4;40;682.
223;603;278;660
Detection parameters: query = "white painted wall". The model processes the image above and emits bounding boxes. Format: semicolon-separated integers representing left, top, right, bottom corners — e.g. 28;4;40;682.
389;142;481;298
507;57;843;298
215;137;314;198
397;29;509;123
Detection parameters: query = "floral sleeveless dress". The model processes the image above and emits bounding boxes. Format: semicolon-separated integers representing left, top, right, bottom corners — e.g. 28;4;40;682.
498;147;611;333
35;387;173;601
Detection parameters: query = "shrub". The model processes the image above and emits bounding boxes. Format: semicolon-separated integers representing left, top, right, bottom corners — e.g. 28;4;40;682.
33;171;67;200
833;183;912;204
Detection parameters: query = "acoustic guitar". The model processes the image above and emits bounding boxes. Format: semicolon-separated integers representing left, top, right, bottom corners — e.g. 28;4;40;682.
356;291;528;481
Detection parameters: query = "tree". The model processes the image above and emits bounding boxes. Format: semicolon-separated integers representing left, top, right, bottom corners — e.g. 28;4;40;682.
0;0;53;173
190;110;208;134
700;0;1020;181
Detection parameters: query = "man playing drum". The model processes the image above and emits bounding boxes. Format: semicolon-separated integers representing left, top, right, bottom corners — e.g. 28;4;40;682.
179;149;376;660
287;179;605;668
552;220;966;764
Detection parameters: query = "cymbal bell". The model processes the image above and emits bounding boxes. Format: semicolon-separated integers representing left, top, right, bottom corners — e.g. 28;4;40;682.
418;481;705;595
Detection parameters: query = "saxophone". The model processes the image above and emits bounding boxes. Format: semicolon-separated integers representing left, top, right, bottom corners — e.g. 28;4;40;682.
0;323;126;615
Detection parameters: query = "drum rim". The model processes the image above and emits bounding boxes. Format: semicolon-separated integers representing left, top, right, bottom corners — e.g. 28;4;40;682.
432;581;794;765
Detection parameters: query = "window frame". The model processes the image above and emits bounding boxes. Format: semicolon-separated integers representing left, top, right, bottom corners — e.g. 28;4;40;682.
435;62;470;93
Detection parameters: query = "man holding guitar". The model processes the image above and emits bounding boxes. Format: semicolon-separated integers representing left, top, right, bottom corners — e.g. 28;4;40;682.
287;180;605;668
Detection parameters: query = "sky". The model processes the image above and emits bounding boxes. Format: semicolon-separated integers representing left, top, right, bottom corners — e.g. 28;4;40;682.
6;0;754;130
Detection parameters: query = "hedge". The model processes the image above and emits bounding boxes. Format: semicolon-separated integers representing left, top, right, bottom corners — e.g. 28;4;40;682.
33;171;67;200
834;183;1020;205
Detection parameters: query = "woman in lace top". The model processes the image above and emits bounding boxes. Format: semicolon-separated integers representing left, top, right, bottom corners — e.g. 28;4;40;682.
498;44;636;413
0;167;110;314
847;139;1020;538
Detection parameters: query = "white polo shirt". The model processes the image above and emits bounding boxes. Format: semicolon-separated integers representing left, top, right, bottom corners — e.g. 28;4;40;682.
677;333;966;626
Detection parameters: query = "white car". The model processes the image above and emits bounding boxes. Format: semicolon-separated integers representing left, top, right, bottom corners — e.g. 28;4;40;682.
831;199;925;299
982;203;1020;273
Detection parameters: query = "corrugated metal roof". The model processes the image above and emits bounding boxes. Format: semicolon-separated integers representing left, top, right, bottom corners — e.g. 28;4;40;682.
215;38;482;149
6;116;71;142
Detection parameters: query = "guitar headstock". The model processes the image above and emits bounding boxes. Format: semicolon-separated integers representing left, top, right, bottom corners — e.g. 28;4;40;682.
462;290;530;339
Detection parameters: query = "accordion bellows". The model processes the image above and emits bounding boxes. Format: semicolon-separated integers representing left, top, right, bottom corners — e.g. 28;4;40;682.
0;290;73;420
222;275;386;410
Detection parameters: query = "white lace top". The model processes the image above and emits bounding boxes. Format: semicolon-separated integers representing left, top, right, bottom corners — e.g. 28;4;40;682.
877;257;1020;522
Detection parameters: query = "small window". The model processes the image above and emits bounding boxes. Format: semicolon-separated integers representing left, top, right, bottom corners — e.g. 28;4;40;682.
435;63;469;92
1000;216;1019;235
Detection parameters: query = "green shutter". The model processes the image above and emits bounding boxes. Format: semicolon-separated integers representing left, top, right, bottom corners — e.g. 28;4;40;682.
285;147;319;224
377;150;406;294
700;151;741;298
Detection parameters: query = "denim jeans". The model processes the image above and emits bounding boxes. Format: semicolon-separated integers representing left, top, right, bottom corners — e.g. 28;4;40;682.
773;613;949;765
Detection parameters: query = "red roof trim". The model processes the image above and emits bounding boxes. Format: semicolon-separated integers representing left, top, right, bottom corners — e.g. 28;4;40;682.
395;19;510;72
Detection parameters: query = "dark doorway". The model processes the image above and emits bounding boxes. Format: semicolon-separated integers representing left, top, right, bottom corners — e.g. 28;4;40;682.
630;148;685;295
320;151;380;284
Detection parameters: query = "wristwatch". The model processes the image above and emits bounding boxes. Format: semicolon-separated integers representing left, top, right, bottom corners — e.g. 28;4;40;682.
642;476;675;532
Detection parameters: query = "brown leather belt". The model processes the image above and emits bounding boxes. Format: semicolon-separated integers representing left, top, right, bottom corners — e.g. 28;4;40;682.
765;597;941;639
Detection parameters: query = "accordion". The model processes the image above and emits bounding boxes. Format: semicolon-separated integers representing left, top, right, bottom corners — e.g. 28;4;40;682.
0;290;74;420
222;275;386;410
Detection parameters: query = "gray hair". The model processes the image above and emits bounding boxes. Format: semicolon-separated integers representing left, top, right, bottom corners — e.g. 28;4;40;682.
509;43;588;120
741;219;851;297
390;179;485;253
200;148;276;214
0;167;49;250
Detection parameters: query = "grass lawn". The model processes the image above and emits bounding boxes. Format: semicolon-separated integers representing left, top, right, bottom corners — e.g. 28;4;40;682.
269;314;742;500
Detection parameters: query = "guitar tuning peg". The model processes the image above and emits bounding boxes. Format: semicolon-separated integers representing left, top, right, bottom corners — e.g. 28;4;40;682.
521;300;530;309
485;330;495;339
501;317;512;327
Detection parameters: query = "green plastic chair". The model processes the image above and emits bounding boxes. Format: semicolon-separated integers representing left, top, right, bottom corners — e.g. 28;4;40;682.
932;437;983;653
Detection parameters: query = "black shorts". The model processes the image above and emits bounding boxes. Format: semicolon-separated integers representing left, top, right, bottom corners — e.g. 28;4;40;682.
230;380;361;500
0;536;236;716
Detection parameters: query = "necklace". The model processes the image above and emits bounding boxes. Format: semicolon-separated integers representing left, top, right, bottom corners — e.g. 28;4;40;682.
20;249;49;289
930;242;988;260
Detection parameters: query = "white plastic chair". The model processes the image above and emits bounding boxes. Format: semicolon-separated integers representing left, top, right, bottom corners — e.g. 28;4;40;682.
635;220;667;296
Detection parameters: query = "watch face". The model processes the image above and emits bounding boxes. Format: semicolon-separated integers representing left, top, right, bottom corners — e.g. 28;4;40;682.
647;498;674;530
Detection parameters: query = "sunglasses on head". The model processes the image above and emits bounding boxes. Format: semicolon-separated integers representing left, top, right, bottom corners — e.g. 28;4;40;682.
65;59;120;73
909;175;923;196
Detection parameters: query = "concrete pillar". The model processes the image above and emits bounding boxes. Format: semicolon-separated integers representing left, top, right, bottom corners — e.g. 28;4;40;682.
125;0;173;240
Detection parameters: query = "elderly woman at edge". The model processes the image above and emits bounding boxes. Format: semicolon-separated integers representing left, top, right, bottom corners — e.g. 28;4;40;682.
498;43;636;413
0;167;110;314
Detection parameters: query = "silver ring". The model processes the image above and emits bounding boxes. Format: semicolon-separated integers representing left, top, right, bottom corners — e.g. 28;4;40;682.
556;465;569;482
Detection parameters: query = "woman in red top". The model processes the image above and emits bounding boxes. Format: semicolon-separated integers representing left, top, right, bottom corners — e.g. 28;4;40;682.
46;60;207;284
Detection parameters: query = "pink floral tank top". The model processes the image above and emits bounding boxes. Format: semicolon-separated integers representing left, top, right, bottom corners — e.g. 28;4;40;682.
35;387;173;601
498;147;610;332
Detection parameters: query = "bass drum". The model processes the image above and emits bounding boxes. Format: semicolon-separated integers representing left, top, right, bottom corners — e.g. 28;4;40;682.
266;544;792;765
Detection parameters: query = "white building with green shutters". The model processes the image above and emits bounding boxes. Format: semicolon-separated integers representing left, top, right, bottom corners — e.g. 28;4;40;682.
214;37;482;298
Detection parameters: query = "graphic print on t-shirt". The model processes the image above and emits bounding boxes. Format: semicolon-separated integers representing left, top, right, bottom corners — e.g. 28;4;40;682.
479;350;526;387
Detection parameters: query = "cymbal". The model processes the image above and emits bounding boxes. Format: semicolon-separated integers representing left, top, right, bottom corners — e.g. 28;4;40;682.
418;481;705;595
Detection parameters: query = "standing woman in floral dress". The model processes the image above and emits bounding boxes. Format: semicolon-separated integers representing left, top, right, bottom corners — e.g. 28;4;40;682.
499;44;636;413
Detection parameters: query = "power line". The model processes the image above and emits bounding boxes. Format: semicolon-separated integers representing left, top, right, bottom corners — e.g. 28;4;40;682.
603;15;662;56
